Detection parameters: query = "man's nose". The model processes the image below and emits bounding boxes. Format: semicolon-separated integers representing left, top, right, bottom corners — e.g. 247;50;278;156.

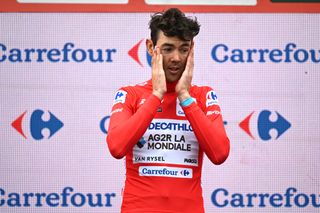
170;50;182;62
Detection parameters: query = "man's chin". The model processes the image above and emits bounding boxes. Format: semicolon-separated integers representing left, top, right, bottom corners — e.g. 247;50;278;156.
165;74;182;83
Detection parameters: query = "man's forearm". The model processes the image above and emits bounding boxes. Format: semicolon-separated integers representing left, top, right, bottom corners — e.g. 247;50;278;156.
107;94;161;159
183;102;230;165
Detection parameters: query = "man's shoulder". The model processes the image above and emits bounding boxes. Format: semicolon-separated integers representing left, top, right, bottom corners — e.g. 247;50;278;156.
135;80;152;88
191;84;214;94
116;80;152;93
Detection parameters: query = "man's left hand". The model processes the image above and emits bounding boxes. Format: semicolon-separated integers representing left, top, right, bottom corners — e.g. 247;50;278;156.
176;45;194;102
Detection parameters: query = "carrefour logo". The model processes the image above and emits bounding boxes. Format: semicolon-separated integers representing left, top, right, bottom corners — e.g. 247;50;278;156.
211;43;320;63
211;187;319;208
239;110;291;141
0;186;116;208
139;166;192;178
11;109;63;140
128;39;152;67
180;169;190;177
0;42;116;63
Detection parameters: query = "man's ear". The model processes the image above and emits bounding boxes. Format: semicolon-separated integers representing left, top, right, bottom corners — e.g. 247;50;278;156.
146;39;155;56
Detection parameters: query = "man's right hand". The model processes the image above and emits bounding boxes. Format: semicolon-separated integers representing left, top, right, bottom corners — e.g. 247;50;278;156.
152;47;167;100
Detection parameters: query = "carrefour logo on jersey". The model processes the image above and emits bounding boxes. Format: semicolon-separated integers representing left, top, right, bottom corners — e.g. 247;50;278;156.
11;109;63;140
239;110;291;141
0;42;116;63
139;166;192;178
211;43;320;63
206;90;219;107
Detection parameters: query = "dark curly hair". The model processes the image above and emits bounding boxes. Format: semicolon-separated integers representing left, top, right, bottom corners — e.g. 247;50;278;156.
149;8;200;45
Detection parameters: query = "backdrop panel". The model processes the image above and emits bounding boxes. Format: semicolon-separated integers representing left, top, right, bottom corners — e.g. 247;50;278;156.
0;13;319;212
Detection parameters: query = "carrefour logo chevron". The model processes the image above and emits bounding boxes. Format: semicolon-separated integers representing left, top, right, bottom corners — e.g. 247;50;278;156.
239;110;291;141
128;39;152;67
11;109;64;140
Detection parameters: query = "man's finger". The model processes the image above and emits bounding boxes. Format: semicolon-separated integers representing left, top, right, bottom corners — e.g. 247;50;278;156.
152;46;157;66
185;47;194;75
188;47;194;76
158;50;163;69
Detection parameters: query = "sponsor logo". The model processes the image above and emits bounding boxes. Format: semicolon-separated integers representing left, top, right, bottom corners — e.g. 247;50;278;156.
239;110;291;141
0;187;116;208
11;109;63;140
128;39;151;67
136;137;147;148
184;158;198;164
206;90;219;107
206;110;220;116
136;134;190;151
146;136;190;151
148;121;193;132
134;155;165;163
113;90;127;105
180;169;190;177
110;108;123;116
0;42;116;63
211;43;320;63
139;166;192;178
133;119;199;166
100;115;226;135
211;187;320;208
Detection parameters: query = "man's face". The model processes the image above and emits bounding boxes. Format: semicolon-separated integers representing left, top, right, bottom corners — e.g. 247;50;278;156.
150;31;192;83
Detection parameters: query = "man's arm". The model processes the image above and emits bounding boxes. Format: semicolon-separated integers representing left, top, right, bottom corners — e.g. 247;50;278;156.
176;46;230;165
182;91;230;165
107;91;161;159
107;47;166;159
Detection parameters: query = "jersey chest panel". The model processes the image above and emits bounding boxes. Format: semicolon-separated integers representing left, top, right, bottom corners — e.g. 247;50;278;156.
132;93;199;167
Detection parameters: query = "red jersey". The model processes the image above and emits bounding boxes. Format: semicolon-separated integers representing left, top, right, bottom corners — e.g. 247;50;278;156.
107;80;230;213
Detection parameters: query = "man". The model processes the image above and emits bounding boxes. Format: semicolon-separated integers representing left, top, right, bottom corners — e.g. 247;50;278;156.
107;8;230;213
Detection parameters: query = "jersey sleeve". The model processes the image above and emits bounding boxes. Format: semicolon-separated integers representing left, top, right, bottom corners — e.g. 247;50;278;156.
106;87;161;159
182;87;230;165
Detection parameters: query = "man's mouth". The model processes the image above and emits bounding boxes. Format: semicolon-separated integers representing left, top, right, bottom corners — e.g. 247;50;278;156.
168;67;180;74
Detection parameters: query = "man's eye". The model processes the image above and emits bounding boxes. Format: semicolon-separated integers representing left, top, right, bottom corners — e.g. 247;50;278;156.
181;48;189;53
162;48;172;53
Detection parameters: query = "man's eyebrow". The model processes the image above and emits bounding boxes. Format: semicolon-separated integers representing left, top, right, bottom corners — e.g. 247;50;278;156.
161;43;175;47
161;43;191;47
180;43;191;47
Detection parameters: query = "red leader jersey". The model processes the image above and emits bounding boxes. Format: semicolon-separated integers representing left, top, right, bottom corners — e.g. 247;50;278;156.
107;79;230;213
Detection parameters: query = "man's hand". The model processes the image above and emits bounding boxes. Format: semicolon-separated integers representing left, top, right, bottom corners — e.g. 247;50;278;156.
152;47;167;100
176;45;194;102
